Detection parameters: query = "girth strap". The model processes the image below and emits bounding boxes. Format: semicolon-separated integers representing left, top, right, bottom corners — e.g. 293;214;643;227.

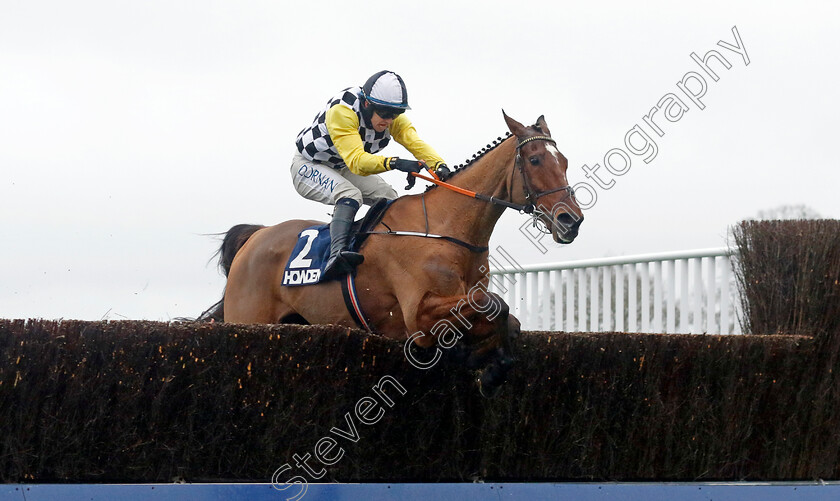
360;230;489;253
341;273;373;331
359;193;489;254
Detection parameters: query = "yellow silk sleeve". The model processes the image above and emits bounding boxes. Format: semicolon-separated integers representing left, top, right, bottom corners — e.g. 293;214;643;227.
389;116;446;169
326;105;388;176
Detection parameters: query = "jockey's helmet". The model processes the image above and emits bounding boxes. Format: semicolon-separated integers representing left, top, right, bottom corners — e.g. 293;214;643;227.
361;71;410;115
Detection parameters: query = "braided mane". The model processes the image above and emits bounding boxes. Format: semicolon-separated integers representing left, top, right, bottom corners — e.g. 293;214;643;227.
423;132;512;193
422;121;546;192
451;131;513;173
449;119;547;173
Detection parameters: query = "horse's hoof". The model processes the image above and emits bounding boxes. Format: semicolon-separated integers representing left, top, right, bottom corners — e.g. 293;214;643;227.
499;354;515;370
507;315;521;340
446;342;471;365
477;376;501;399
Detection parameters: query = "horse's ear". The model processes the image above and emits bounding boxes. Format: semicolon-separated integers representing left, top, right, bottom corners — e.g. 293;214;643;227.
502;109;527;137
535;115;551;136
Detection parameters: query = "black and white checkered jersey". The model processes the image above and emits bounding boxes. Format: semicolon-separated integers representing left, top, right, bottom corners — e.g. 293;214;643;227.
295;86;391;169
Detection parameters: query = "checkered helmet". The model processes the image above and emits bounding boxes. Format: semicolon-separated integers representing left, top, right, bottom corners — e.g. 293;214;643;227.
361;71;410;111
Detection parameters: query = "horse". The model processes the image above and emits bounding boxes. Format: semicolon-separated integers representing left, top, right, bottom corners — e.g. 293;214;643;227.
200;111;584;396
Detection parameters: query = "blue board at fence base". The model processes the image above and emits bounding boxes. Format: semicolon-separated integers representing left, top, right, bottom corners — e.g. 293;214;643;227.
4;482;840;501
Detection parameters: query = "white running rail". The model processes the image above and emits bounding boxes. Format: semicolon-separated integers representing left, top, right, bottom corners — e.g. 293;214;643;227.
488;247;741;334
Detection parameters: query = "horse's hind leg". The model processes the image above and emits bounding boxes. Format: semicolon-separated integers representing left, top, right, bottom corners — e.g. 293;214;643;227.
224;272;297;324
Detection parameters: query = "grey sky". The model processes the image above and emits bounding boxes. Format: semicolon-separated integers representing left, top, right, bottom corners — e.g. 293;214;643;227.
1;1;838;320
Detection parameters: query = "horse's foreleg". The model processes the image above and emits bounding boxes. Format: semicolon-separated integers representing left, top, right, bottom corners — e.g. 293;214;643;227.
414;289;507;348
477;313;520;398
413;288;517;396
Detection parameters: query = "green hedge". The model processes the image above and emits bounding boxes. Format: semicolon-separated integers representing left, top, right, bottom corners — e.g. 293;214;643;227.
2;319;837;483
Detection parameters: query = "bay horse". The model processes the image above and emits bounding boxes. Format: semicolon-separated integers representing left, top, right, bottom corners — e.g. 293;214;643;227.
201;112;583;396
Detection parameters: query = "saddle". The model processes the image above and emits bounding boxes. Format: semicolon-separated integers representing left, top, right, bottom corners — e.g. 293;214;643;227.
281;199;394;287
350;198;393;252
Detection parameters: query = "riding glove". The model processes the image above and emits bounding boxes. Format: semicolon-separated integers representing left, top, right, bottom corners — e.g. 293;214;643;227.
434;164;451;181
386;157;425;173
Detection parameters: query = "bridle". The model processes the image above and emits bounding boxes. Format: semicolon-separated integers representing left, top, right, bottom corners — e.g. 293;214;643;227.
368;132;579;253
514;134;575;208
514;135;576;234
411;134;577;235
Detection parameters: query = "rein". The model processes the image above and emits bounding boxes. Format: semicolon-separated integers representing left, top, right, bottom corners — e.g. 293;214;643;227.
411;171;532;213
365;134;574;253
411;134;575;215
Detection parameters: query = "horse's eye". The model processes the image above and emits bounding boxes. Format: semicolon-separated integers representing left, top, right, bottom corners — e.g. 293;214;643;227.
529;156;539;166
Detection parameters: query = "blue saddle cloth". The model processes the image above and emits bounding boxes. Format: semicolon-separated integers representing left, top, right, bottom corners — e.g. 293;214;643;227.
282;199;394;287
282;225;331;287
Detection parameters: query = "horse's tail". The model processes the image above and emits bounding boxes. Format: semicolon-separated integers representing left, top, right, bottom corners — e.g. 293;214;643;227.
216;224;265;277
196;224;265;322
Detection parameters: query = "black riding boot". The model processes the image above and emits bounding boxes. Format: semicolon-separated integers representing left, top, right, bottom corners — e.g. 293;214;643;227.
322;198;365;280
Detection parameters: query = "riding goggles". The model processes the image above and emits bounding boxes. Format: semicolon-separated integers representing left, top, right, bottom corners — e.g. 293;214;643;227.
372;106;405;120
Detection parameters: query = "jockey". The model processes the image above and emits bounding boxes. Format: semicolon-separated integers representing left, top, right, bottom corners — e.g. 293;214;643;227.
291;70;450;279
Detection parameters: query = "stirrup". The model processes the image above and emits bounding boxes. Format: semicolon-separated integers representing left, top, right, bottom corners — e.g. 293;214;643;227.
323;251;364;280
340;250;364;267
